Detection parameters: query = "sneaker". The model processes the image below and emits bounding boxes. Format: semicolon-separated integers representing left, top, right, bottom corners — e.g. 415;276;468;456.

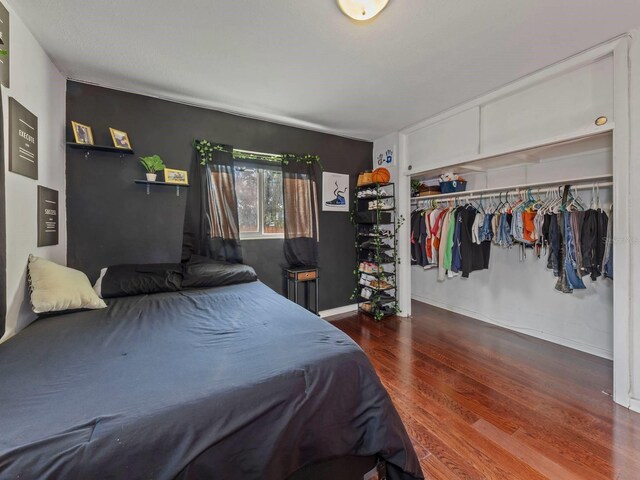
370;279;394;290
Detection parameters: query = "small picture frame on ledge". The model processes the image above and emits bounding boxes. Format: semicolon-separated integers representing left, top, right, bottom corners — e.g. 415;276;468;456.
164;168;189;185
109;128;132;149
71;121;94;145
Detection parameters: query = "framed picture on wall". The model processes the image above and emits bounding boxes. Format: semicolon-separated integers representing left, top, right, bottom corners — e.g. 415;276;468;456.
71;121;94;145
37;186;58;247
9;98;38;180
322;171;349;212
0;1;10;88
164;168;189;185
109;128;132;149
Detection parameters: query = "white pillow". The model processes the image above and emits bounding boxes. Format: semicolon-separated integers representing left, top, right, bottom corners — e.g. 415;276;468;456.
93;267;108;298
28;255;107;314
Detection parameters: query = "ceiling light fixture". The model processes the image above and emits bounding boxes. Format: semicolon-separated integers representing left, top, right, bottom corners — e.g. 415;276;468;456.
337;0;390;21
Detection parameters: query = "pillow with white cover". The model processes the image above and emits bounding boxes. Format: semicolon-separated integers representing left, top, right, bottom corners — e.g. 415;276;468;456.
28;255;107;314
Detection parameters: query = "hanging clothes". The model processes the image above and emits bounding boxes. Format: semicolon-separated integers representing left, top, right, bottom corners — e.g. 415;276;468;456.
410;183;612;292
602;205;614;279
459;206;491;278
581;208;608;280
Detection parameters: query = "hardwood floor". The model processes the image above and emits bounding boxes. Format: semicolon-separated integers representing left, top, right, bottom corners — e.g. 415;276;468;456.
329;301;640;479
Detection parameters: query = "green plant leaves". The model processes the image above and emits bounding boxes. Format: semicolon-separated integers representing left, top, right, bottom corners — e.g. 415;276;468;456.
139;154;166;173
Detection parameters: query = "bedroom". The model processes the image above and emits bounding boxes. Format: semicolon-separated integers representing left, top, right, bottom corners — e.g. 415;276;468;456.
1;0;640;479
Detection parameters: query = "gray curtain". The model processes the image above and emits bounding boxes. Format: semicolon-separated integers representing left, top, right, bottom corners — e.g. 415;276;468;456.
282;160;319;267
182;144;243;263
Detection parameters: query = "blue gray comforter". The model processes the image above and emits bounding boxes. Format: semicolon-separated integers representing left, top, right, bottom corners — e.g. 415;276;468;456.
0;281;422;479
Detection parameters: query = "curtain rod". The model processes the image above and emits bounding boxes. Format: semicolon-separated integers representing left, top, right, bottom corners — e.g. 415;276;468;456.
411;174;613;203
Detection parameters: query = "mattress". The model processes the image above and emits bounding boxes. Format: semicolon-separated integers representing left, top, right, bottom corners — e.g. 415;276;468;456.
0;281;422;479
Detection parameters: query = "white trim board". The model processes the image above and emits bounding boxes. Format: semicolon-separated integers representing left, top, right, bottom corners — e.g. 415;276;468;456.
411;294;613;361
320;304;358;320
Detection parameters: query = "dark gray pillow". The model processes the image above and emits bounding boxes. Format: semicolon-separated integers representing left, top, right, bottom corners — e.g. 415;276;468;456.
182;256;257;289
99;263;183;299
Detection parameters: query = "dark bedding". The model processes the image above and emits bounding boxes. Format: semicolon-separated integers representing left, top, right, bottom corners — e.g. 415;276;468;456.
0;282;422;480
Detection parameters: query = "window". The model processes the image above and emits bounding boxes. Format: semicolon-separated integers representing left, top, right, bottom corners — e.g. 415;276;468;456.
234;163;284;239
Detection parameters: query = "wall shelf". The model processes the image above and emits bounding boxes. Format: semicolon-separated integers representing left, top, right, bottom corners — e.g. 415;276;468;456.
66;142;134;158
134;180;190;197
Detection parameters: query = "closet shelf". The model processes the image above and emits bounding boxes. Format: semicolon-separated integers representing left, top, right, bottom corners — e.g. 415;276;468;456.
410;174;613;204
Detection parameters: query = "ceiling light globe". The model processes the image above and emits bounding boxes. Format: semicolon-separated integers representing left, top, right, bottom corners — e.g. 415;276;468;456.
337;0;390;21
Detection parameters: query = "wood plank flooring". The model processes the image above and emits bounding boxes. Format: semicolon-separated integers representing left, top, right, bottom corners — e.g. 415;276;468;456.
329;301;640;479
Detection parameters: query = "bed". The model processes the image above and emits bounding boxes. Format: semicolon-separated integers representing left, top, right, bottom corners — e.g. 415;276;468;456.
0;280;423;479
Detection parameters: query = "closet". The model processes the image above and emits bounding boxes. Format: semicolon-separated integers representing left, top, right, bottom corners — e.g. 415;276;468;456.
392;35;637;410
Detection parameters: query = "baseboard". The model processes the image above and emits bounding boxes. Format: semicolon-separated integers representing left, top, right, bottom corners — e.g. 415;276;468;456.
320;304;358;320
629;397;640;414
411;294;613;360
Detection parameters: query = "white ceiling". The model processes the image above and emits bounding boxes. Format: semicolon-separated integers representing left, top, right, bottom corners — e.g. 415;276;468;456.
12;0;640;141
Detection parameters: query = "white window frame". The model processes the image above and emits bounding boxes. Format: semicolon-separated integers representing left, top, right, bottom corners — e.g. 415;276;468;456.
236;162;285;240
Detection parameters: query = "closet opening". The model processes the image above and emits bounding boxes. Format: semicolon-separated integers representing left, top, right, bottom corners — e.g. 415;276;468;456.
408;132;614;364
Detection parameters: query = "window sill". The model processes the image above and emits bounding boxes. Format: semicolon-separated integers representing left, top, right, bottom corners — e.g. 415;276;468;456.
240;235;285;241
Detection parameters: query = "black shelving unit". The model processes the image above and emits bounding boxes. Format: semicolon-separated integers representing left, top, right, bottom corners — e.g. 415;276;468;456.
66;142;134;158
353;182;398;320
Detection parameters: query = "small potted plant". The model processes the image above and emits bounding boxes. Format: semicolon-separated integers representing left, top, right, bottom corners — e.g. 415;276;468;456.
140;155;166;182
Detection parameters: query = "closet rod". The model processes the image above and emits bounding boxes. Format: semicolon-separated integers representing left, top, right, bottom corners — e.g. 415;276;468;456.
413;182;612;204
411;174;613;203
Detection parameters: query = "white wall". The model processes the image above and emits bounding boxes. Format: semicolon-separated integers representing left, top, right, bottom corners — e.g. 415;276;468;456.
1;0;66;340
410;145;614;358
628;30;640;409
372;132;399;182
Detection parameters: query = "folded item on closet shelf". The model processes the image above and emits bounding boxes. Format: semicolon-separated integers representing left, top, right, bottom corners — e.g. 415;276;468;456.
361;287;373;300
438;173;466;183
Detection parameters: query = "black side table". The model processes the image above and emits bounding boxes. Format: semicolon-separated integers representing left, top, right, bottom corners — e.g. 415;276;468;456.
284;266;319;314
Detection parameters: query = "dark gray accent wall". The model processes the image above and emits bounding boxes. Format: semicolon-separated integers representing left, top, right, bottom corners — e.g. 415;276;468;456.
66;81;371;310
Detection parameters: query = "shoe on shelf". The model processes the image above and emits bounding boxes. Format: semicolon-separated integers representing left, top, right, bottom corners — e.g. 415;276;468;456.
359;262;382;274
370;279;394;290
